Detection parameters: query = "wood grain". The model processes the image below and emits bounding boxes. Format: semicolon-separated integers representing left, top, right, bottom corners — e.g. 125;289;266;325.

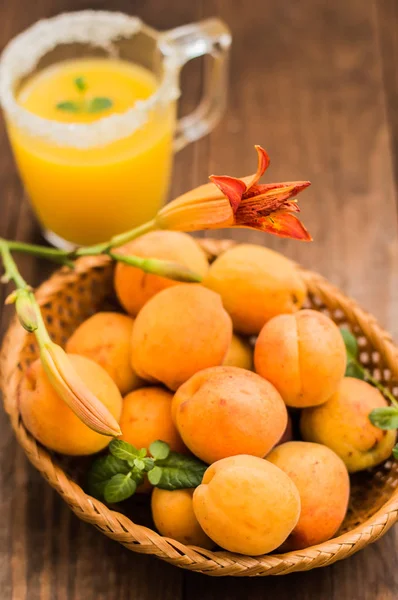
0;0;397;598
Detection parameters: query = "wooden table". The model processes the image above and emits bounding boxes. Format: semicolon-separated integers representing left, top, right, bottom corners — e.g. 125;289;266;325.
1;0;398;598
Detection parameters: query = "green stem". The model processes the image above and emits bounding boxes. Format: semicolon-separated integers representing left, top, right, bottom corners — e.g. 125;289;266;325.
0;241;29;289
75;219;156;257
0;242;51;346
107;220;156;248
0;219;157;266
1;239;74;267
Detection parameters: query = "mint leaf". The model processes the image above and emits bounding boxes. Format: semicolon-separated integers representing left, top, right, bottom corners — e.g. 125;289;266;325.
393;445;398;460
104;473;136;503
109;439;140;462
143;457;155;471
133;458;145;471
131;470;145;487
148;466;162;486
74;76;87;92
369;407;398;430
155;452;207;490
341;328;358;359
340;328;365;380
138;448;147;458
345;361;364;380
56;101;80;113
87;455;130;499
149;440;170;460
87;97;113;113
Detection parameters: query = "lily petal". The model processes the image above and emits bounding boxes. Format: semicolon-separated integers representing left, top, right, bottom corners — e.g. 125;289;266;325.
209;175;246;213
244;145;271;191
244;212;312;241
245;180;311;201
283;200;300;213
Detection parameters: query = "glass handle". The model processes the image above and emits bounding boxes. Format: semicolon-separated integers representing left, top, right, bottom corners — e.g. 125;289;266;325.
160;18;232;152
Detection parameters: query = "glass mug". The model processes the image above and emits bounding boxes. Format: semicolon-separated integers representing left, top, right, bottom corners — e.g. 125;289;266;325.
0;11;231;247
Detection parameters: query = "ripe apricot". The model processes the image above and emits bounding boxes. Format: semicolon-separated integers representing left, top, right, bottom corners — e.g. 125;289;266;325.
172;366;287;464
151;488;214;548
66;312;141;395
300;377;397;472
254;309;346;407
193;455;300;555
19;355;123;455
114;231;209;316
131;284;232;391
120;386;186;454
204;244;306;334
275;413;294;447
223;333;253;370
268;441;350;549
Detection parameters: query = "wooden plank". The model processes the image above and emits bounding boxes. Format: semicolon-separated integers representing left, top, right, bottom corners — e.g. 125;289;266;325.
376;0;398;203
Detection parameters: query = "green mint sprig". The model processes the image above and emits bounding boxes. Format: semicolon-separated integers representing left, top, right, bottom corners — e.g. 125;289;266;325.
87;439;207;503
340;329;398;444
56;76;113;115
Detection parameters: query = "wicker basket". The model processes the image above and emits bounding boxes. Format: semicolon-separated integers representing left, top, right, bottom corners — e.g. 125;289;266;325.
1;238;398;577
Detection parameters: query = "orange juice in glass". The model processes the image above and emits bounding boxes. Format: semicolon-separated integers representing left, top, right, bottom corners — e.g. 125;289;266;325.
0;11;231;247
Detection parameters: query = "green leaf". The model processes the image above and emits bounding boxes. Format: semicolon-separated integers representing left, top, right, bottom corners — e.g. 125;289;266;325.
131;470;145;487
138;448;147;458
345;361;365;380
147;466;162;486
340;328;365;379
155;452;207;490
133;458;145;471
340;328;359;359
86;455;130;499
104;473;136;503
74;76;87;92
149;440;170;460
87;97;113;113
56;101;80;113
393;445;398;460
109;439;140;462
143;457;155;472
369;407;398;430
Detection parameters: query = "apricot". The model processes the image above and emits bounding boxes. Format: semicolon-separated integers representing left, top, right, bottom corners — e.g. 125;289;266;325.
66;312;141;395
114;231;209;316
19;354;123;455
151;488;214;548
204;244;306;334
120;386;186;454
300;377;397;472
131;284;232;391
172;366;287;464
254;309;346;407
193;455;300;555
268;441;350;549
223;333;253;370
275;413;294;447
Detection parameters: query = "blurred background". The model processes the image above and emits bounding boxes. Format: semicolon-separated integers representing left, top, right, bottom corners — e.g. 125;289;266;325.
1;1;398;599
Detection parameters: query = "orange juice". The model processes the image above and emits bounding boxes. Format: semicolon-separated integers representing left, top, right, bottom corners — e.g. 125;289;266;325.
8;58;176;245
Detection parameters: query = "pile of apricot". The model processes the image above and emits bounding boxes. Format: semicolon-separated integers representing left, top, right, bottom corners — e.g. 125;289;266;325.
19;232;397;556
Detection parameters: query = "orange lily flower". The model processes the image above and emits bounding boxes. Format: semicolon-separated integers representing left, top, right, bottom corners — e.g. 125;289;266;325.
156;145;311;241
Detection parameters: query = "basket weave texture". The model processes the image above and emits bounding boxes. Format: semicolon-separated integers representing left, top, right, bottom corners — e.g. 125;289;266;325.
1;238;398;577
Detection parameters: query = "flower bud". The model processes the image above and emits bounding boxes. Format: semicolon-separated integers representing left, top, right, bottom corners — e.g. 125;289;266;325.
40;343;121;437
6;289;38;333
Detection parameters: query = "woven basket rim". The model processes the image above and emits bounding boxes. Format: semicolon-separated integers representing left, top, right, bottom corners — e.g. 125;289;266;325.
1;237;398;577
